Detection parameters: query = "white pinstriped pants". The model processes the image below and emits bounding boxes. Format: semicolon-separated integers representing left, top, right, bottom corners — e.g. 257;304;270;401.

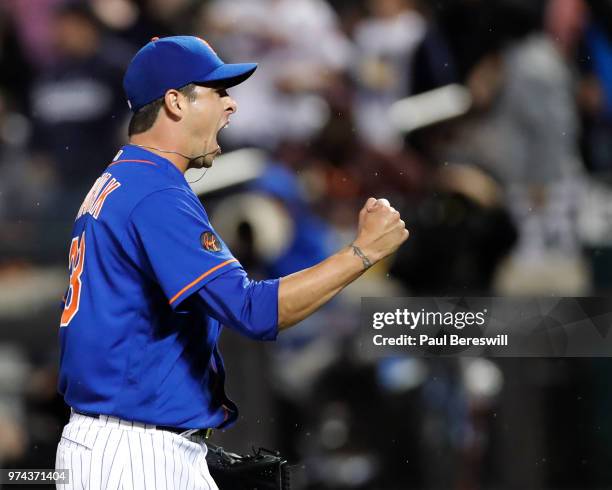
55;411;219;490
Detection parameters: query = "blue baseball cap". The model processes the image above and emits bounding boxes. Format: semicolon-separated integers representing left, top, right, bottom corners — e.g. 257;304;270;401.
123;35;257;112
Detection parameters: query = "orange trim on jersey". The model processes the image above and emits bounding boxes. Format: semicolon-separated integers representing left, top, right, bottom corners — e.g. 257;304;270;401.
107;159;158;167
169;259;238;305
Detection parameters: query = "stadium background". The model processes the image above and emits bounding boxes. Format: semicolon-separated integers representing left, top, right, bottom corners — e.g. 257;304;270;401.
1;0;612;488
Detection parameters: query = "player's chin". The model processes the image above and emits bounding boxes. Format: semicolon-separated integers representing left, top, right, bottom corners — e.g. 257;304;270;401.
203;148;221;167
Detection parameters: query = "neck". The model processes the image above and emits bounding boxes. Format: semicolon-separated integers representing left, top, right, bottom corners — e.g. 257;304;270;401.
129;134;191;174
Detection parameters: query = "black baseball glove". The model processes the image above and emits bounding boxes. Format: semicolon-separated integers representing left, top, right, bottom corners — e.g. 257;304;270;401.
206;442;291;490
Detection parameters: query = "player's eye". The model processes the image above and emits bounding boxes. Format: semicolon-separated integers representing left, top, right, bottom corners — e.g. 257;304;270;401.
216;88;229;98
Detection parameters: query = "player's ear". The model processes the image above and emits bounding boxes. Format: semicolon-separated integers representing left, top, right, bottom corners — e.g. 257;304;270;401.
163;89;184;120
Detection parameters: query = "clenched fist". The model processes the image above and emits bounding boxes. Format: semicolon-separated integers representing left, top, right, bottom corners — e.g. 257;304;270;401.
352;197;409;266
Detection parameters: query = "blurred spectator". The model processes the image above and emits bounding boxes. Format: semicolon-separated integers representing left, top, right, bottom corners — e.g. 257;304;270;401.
462;33;582;186
0;89;64;264
90;0;159;47
0;90;35;223
577;11;612;176
140;0;202;35
410;18;459;95
428;0;543;82
579;27;612;173
29;2;130;202
202;0;353;149
91;0;203;46
247;163;338;276
352;0;426;151
209;162;339;276
325;0;368;38
0;5;34;112
545;0;587;59
427;2;588;294
390;164;518;295
2;0;65;69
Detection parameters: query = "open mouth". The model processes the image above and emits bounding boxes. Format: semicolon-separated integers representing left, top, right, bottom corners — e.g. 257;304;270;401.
212;119;230;154
219;118;230;133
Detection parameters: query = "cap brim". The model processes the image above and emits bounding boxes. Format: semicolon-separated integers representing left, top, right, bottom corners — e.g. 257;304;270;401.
197;63;257;88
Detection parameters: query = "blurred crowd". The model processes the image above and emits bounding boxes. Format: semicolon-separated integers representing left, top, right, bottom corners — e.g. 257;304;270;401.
1;0;612;488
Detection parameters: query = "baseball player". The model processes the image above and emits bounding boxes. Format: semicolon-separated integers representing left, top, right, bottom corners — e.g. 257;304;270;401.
55;35;408;489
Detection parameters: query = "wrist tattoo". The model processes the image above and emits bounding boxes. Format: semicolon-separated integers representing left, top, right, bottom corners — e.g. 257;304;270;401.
351;244;373;270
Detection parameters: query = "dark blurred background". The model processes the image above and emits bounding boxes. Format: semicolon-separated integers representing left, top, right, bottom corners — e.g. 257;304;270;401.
1;0;612;488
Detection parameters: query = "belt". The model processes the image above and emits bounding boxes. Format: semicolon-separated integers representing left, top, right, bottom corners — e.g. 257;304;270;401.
72;410;213;439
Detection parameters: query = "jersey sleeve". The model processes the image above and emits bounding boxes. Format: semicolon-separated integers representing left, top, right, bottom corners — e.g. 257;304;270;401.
129;188;242;309
195;267;279;341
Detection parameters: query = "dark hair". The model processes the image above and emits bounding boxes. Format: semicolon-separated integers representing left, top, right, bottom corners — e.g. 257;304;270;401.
128;83;198;136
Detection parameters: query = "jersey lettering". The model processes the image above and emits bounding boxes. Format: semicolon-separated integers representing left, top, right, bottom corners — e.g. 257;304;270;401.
89;179;121;219
76;173;122;221
60;232;86;327
77;173;110;219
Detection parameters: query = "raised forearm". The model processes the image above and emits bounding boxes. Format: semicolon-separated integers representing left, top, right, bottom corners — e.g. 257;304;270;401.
277;246;366;329
277;197;409;330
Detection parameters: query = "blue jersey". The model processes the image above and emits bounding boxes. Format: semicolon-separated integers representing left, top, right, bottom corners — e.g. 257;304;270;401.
58;144;278;429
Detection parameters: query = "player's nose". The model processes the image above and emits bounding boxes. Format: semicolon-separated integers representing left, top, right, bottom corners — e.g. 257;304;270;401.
225;96;237;114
